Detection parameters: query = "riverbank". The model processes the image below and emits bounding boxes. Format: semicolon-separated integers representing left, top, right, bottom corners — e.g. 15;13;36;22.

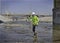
53;25;60;43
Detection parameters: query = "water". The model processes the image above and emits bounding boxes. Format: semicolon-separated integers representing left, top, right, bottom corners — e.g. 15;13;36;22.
0;21;52;43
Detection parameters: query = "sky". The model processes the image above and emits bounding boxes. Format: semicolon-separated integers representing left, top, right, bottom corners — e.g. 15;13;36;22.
0;0;53;15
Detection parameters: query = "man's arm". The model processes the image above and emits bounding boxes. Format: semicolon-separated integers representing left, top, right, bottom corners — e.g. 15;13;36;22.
35;15;39;22
26;15;32;22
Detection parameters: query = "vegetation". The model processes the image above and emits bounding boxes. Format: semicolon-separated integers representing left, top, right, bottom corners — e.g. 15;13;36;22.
53;25;60;43
53;25;60;30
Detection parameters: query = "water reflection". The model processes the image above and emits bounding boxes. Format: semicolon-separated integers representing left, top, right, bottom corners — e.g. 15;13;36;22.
0;21;52;43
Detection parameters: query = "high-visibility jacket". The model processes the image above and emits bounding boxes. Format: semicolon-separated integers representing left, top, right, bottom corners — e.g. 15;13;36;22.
30;15;39;25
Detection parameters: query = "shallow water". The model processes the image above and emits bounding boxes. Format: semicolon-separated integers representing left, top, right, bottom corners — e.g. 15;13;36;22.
0;21;52;43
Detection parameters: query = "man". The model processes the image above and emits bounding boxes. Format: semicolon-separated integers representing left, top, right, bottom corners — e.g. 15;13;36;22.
29;12;39;35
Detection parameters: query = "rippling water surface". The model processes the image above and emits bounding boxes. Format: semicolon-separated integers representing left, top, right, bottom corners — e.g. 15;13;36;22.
0;21;52;43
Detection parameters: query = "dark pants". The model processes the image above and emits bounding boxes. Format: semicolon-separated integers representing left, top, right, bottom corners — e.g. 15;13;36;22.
33;25;36;33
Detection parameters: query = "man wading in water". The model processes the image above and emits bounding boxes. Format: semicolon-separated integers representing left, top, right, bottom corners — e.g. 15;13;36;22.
28;12;39;35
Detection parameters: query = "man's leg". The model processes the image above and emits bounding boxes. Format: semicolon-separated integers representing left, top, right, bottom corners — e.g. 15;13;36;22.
33;25;36;35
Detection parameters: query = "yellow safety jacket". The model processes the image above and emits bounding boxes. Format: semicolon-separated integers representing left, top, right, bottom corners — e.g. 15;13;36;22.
30;15;39;25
